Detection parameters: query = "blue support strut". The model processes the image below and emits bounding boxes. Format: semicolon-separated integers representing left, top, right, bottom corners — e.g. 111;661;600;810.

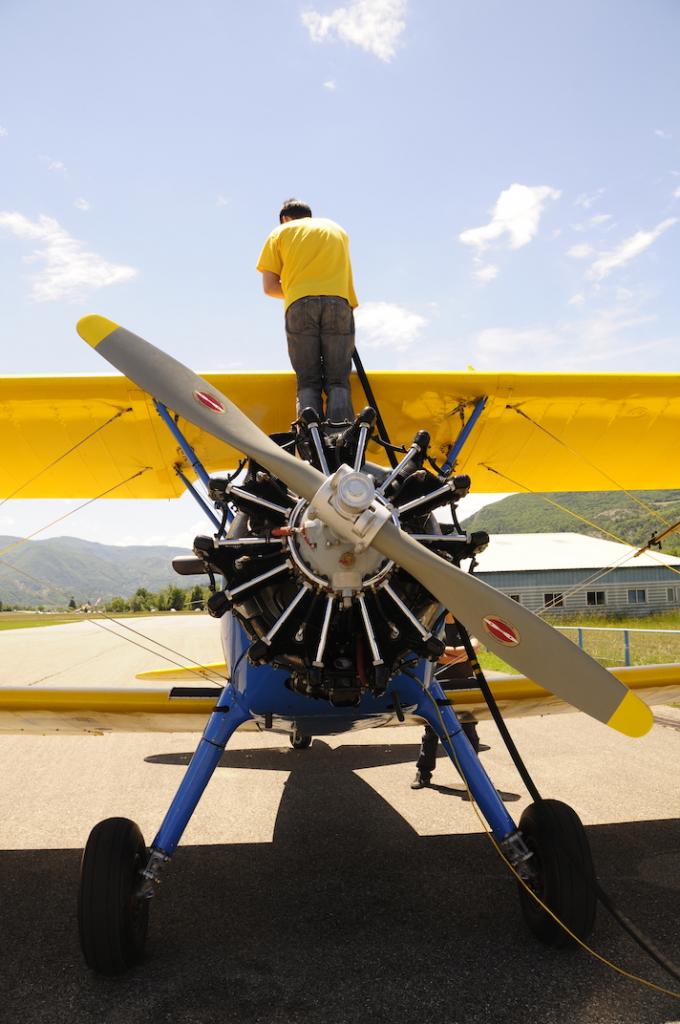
174;465;223;531
154;398;233;529
417;678;517;841
154;399;212;488
440;396;488;477
152;686;251;856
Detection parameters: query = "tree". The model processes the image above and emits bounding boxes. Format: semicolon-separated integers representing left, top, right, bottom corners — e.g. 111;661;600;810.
130;587;152;612
68;596;77;610
189;585;205;611
167;586;186;611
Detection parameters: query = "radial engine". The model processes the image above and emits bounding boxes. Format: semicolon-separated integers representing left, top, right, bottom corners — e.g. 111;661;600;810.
191;408;489;707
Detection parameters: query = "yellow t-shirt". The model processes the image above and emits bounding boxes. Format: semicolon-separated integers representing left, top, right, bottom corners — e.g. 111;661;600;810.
256;217;358;311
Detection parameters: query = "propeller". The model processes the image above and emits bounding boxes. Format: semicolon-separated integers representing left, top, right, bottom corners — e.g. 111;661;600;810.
77;314;652;738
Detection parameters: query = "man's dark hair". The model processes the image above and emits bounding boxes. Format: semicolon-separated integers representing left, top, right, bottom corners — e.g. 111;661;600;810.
279;198;312;223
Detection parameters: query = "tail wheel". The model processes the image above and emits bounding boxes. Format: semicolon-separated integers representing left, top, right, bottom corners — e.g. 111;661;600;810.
290;730;312;750
78;817;150;974
517;799;597;948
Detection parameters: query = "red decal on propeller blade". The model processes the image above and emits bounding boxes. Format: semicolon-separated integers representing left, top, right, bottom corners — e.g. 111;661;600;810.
194;390;224;413
482;616;520;646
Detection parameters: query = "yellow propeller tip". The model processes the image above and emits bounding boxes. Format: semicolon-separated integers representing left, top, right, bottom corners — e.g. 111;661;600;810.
77;315;120;349
607;690;654;738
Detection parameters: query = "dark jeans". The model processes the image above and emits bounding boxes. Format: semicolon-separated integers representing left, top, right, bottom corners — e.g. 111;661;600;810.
285;295;355;423
416;717;480;777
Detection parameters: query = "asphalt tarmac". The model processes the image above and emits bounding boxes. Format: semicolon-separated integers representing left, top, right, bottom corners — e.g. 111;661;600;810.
2;618;680;1024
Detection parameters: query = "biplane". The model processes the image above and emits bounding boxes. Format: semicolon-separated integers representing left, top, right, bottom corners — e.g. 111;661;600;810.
1;314;680;976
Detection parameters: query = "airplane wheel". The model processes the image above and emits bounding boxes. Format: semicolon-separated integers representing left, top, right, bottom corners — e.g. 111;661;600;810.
517;799;596;948
290;730;312;750
78;817;150;974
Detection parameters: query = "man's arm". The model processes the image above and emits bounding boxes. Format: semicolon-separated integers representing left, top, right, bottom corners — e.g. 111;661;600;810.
261;270;284;299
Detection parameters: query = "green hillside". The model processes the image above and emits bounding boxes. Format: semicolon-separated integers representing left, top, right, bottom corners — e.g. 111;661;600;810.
0;535;189;608
461;490;680;556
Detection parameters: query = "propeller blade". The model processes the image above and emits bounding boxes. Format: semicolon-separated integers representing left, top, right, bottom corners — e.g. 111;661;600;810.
77;315;324;502
78;315;652;738
372;522;652;737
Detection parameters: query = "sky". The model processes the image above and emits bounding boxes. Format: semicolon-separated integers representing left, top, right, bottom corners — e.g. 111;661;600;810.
1;0;679;547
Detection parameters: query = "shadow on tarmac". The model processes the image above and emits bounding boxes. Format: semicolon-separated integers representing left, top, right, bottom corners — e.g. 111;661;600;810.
3;740;679;1024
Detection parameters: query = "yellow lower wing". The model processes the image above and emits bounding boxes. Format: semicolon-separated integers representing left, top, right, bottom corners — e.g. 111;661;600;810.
1;664;678;735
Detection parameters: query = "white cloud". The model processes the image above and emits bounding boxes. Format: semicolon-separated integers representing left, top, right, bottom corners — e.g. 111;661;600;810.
471;327;561;364
459;183;561;252
587;218;677;281
323;79;337;90
354;300;426;350
473;263;498;283
74;198;91;212
40;155;66;173
469;292;672;372
470;309;664;370
216;194;230;207
572;212;614;233
301;0;406;62
574;189;605;209
0;211;138;301
567;243;595;259
654;128;671;140
0;126;7;138
674;186;680;199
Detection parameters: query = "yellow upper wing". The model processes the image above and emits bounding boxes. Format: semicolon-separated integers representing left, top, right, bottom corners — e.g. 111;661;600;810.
1;369;679;499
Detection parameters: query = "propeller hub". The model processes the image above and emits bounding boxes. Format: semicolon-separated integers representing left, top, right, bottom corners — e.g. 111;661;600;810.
286;497;395;592
335;470;375;516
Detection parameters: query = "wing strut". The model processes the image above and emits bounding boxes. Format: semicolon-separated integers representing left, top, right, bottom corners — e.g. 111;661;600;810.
440;396;488;476
153;399;231;533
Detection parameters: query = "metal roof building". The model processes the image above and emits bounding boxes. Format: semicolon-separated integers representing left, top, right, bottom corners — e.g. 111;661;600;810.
471;533;680;615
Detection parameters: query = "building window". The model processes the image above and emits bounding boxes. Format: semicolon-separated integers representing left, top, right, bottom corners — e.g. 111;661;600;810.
586;591;606;606
543;592;564;608
509;594;521;603
668;587;677;602
628;589;647;604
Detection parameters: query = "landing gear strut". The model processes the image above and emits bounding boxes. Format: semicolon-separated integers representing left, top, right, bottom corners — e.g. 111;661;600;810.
78;817;150;974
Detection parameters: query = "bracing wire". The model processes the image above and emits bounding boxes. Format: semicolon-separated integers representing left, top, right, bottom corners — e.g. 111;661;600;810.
0;407;132;508
0;468;152;561
507;405;675;528
419;683;680;999
534;549;642;616
86;617;226;685
481;463;680;583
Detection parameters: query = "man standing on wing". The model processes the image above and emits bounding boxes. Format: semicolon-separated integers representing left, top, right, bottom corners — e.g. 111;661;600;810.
257;198;358;425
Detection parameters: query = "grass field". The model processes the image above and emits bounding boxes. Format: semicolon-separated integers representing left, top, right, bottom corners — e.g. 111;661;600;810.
0;610;197;631
476;610;680;674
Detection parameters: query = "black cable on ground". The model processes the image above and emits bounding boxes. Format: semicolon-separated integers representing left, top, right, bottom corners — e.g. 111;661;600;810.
352;347;398;468
452;616;680;985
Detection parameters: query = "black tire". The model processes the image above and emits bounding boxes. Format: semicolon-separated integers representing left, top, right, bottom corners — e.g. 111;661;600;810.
290;731;312;750
78;817;150;974
517;799;596;948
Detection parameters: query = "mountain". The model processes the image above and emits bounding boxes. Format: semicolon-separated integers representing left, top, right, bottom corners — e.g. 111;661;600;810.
460;490;680;556
0;535;189;608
